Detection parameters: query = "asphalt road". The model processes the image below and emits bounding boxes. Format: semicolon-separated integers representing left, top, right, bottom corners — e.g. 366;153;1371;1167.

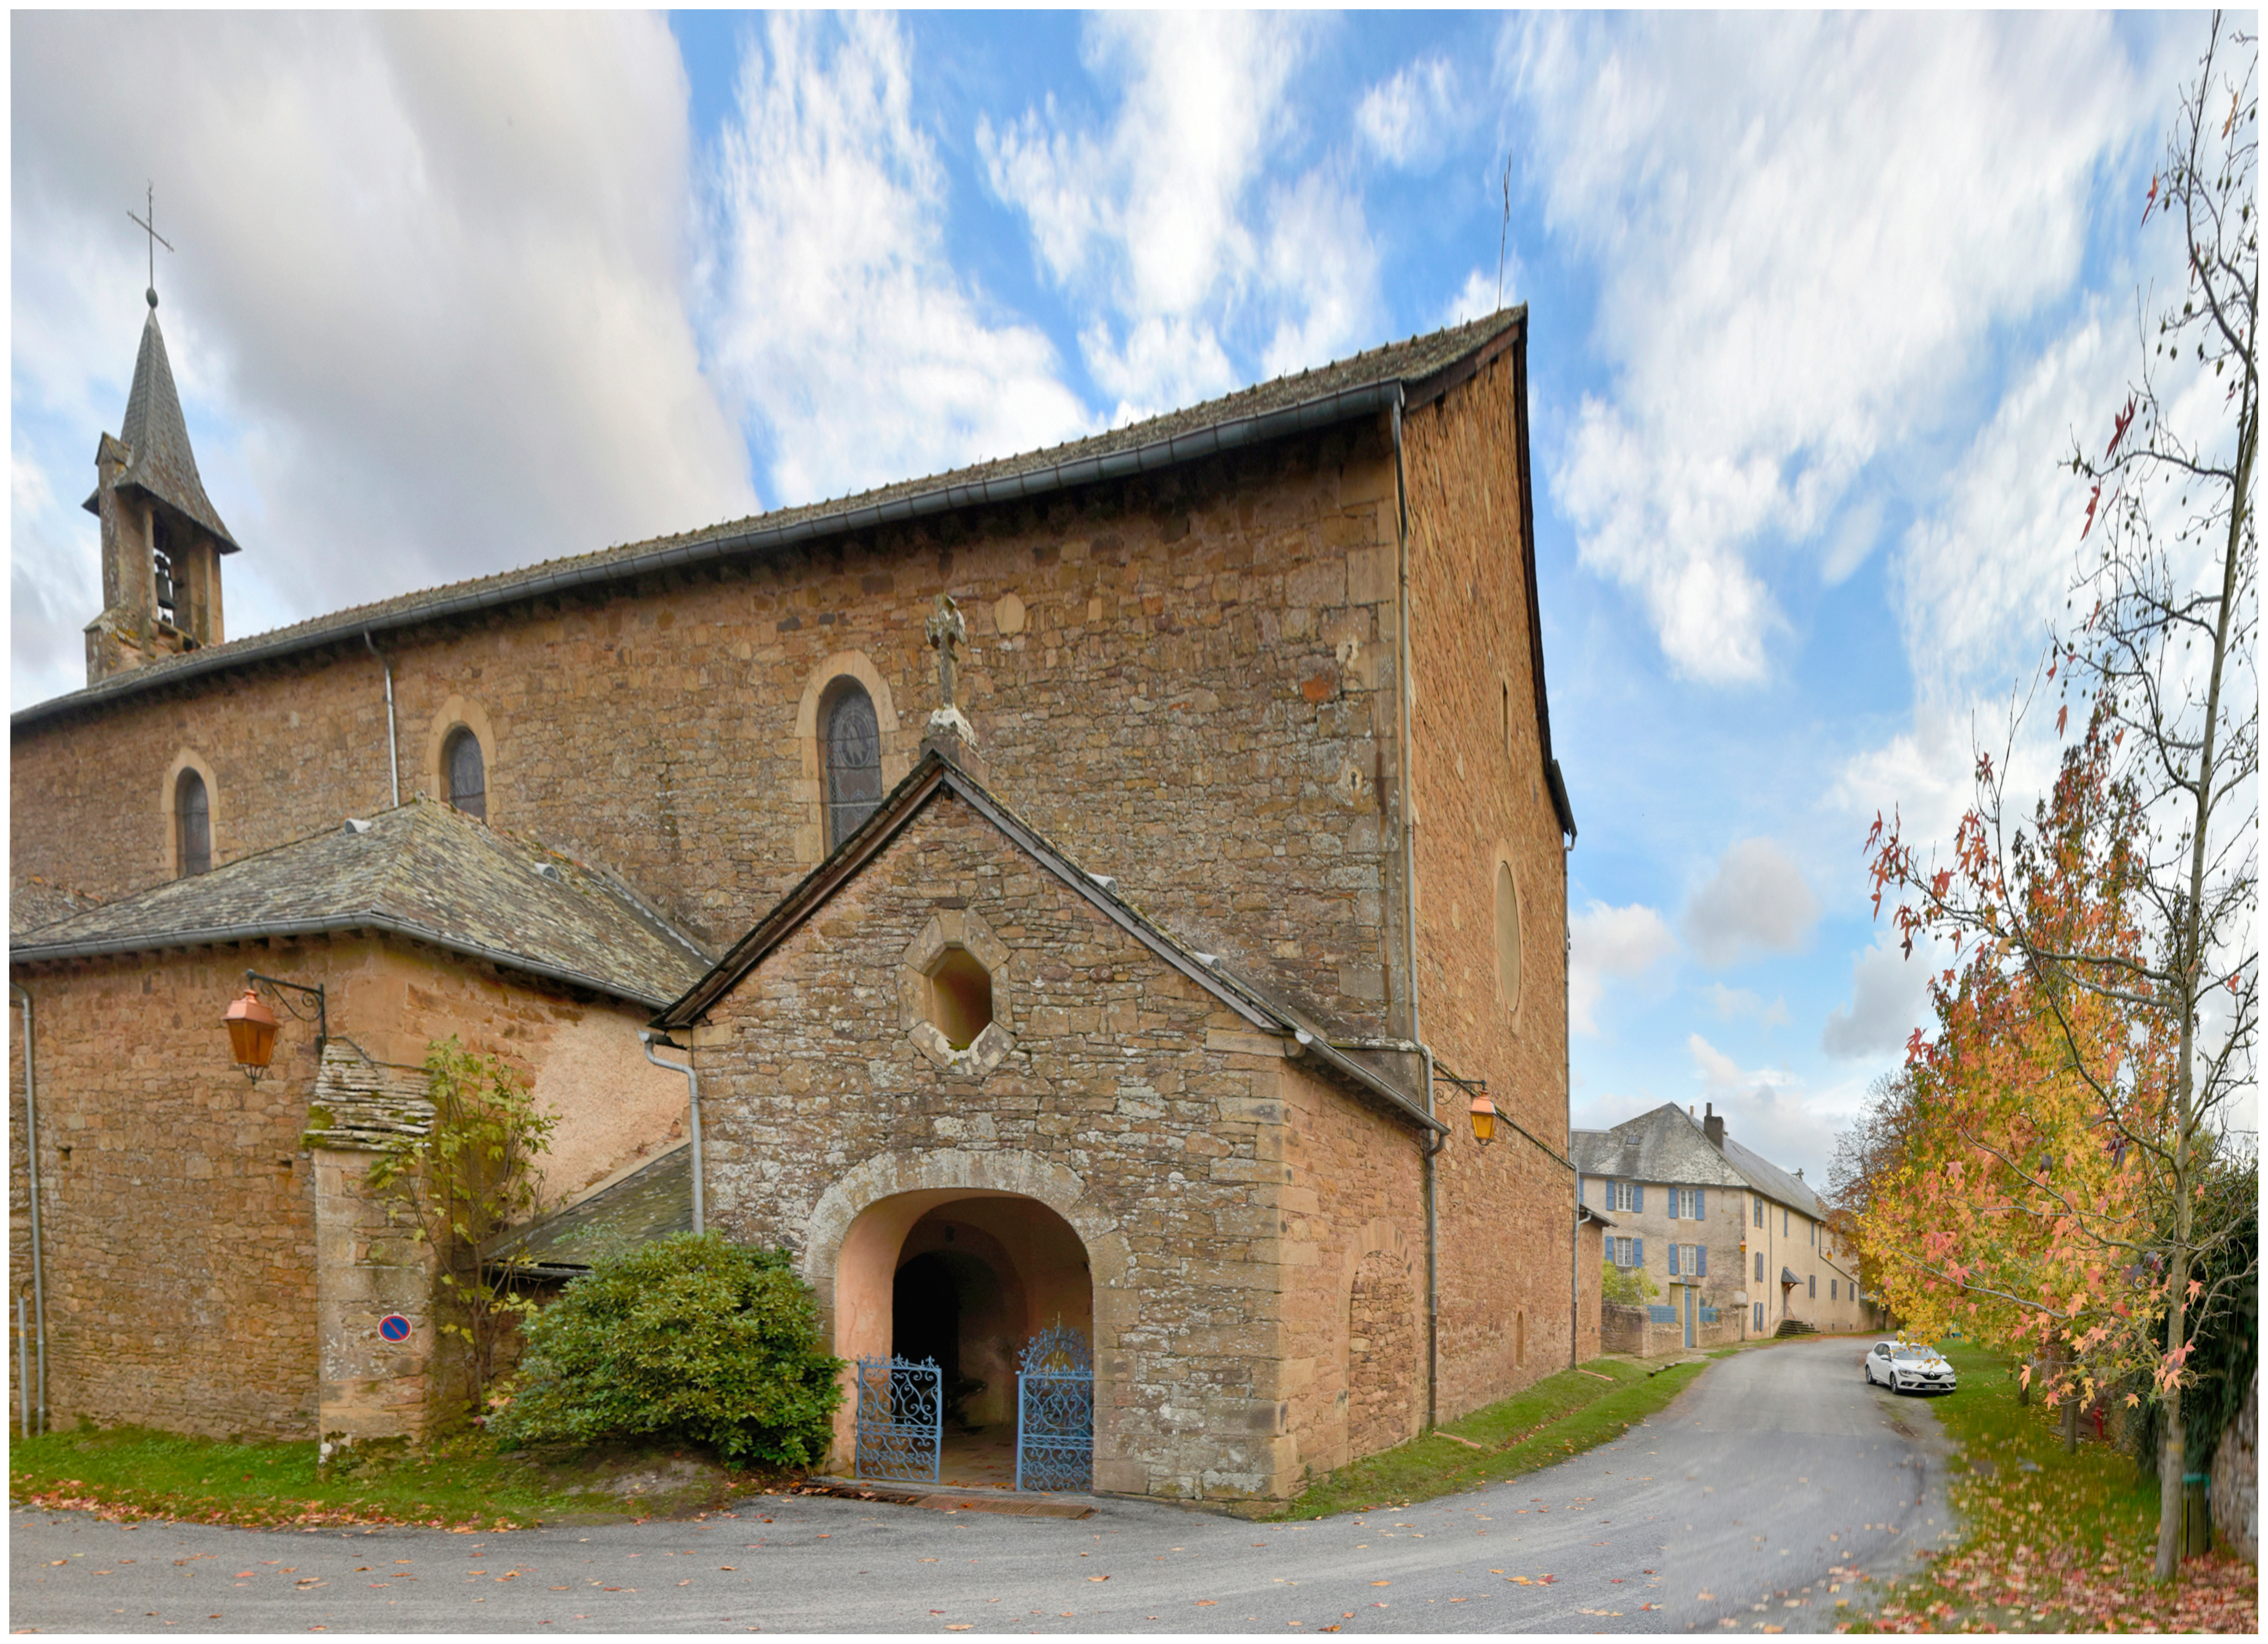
10;1337;1962;1634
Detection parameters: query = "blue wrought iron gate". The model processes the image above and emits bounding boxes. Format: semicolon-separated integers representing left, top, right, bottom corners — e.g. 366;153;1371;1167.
1014;1323;1093;1492
853;1355;942;1483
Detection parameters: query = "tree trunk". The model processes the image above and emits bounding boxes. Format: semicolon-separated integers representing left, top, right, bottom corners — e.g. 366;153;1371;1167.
2063;1392;2079;1453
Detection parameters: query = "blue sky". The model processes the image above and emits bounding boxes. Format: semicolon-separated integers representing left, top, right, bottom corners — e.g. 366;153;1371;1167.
9;11;2209;1179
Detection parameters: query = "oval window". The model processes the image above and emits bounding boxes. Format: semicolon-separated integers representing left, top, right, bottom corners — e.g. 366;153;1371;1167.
1494;860;1521;1005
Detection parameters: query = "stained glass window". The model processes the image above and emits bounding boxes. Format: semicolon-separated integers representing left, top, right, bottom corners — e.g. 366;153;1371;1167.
823;682;882;849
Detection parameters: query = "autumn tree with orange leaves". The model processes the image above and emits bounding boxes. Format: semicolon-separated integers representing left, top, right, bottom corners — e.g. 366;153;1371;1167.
1851;715;2170;1432
1861;16;2255;1580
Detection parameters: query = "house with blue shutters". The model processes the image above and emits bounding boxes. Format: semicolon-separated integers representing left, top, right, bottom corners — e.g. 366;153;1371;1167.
1572;1101;1869;1348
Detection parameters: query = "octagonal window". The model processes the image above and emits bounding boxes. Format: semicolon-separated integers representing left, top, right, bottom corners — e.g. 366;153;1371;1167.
926;946;994;1050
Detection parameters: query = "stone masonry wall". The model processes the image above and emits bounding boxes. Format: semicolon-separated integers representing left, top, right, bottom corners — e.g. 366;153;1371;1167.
689;785;1429;1508
7;948;325;1438
9;932;691;1440
14;423;1413;1036
1398;347;1579;1413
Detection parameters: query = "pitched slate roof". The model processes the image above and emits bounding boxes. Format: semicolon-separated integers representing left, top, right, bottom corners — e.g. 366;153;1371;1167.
81;306;241;553
485;1145;695;1278
1571;1100;1827;1220
9;879;106;939
654;744;1446;1136
18;308;1528;732
9;797;708;1009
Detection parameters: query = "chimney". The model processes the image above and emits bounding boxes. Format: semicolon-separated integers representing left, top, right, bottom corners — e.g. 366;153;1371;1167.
1703;1101;1725;1151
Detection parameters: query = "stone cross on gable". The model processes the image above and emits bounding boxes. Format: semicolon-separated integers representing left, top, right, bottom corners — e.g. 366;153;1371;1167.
925;594;968;711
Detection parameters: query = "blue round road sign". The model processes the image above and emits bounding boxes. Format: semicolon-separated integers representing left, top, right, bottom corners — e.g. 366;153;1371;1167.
379;1314;411;1342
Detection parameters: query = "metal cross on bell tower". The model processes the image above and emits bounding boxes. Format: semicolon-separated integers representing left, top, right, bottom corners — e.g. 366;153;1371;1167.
127;183;173;310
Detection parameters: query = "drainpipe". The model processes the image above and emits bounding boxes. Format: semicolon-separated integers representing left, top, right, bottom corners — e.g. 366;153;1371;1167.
10;983;46;1434
1389;389;1446;1431
640;1031;704;1236
364;631;399;808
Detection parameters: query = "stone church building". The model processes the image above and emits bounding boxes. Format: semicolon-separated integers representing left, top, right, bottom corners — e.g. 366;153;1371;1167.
11;289;1582;1509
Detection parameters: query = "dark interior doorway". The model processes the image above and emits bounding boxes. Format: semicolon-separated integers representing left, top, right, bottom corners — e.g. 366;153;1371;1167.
892;1248;1005;1430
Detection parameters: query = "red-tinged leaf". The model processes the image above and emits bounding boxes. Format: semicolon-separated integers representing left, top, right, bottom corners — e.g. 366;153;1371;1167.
2057;704;2068;737
2106;395;2136;459
2082;482;2101;539
2140;171;2159;224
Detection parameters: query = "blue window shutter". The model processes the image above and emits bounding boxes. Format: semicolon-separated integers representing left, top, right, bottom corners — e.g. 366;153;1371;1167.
1698;1245;1708;1277
1634;1237;1645;1266
1667;1191;1678;1221
1695;1189;1705;1218
1668;1244;1680;1276
1634;1184;1645;1212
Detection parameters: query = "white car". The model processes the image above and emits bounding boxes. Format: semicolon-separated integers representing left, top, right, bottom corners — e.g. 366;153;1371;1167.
1865;1339;1957;1395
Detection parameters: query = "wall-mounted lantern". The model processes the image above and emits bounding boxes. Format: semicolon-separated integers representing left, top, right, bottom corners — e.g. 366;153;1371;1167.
222;971;333;1083
1469;1091;1498;1146
222;987;280;1080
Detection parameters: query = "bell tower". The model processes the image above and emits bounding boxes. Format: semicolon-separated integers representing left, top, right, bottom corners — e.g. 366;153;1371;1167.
81;284;240;685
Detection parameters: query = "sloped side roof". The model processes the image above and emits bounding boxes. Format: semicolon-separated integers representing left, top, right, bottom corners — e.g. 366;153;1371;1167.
655;746;1445;1136
1571;1100;1828;1219
10;797;707;1009
81;308;241;553
10;879;105;939
21;309;1525;729
486;1145;693;1277
1719;1133;1827;1221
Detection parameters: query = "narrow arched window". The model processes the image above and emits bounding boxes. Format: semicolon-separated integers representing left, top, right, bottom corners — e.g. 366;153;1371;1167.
822;679;882;850
176;770;211;877
444;727;486;821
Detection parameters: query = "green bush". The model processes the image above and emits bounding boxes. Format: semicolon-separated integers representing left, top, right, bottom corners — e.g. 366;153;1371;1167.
493;1234;843;1467
1602;1262;1659;1306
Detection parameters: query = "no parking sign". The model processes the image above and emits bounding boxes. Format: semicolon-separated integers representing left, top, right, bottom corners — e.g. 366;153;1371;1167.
378;1314;412;1342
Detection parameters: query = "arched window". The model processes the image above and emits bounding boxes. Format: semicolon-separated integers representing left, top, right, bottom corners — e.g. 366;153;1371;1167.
176;770;211;877
822;679;882;849
444;727;486;821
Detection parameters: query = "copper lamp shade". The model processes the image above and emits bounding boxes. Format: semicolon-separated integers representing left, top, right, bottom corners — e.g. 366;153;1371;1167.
222;987;280;1075
1469;1091;1498;1145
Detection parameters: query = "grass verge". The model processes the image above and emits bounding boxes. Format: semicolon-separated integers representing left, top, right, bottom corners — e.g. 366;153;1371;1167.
8;1426;789;1531
1838;1340;2255;1634
1276;1354;1709;1520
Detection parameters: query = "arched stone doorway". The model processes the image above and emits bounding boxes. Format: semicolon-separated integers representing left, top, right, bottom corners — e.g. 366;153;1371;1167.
830;1187;1094;1486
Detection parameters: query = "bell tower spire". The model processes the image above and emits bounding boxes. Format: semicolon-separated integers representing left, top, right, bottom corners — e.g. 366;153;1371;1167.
82;190;240;685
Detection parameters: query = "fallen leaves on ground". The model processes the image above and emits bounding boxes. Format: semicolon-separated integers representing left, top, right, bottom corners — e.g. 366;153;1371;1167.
1844;1453;2258;1635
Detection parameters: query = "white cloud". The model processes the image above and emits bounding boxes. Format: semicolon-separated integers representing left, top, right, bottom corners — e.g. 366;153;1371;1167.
1440;262;1519;330
1821;934;1935;1059
1354;56;1463;172
1499;11;2164;684
978;13;1379;423
1681;838;1819;968
1687;1034;1860;1185
1893;305;2134;702
1703;984;1791;1028
1570;899;1677;1035
11;11;754;708
703;13;1091;505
